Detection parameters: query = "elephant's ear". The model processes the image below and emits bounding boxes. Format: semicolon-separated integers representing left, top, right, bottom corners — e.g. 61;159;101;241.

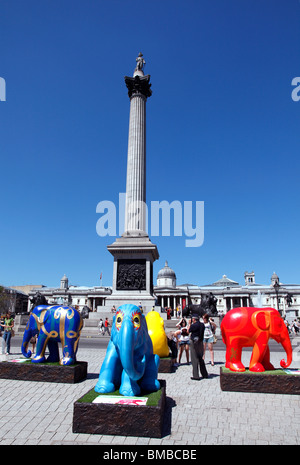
141;315;151;342
110;314;118;344
256;312;270;331
34;306;50;325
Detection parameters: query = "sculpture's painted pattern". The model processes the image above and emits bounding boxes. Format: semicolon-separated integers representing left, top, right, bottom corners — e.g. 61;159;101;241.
21;305;83;365
221;307;292;372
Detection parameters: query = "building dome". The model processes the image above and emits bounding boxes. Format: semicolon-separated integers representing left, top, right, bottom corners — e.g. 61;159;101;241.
60;274;69;289
271;272;279;285
157;261;176;288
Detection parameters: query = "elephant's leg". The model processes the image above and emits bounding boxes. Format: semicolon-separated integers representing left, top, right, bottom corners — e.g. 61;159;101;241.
249;333;269;372
225;339;245;372
31;333;48;363
95;341;122;393
140;354;160;392
60;337;77;365
46;339;60;363
261;345;275;371
119;369;141;396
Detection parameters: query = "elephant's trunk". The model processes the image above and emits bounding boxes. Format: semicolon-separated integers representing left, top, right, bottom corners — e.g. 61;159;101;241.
119;319;145;381
279;334;293;369
21;326;32;358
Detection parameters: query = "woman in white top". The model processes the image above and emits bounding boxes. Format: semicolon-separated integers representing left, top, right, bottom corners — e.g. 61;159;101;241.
202;313;216;366
175;319;190;364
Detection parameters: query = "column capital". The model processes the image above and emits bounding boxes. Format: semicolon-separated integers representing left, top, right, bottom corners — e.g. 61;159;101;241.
124;74;152;99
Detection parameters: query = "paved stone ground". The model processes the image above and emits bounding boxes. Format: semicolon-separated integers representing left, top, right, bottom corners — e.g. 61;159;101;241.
0;342;300;445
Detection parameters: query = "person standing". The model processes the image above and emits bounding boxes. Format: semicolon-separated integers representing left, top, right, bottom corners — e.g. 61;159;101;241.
176;317;187;329
98;318;104;335
187;315;208;380
1;312;14;355
30;333;38;354
203;313;217;366
175;319;190;364
292;319;299;335
103;317;110;336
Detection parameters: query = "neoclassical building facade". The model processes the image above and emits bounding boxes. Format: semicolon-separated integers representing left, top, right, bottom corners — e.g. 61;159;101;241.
27;275;111;312
26;265;300;322
154;263;300;321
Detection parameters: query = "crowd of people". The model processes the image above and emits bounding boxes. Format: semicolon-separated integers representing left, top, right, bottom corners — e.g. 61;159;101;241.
168;313;217;380
164;306;182;320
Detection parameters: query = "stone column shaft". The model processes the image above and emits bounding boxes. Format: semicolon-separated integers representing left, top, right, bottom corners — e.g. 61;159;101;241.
125;93;147;233
123;72;152;235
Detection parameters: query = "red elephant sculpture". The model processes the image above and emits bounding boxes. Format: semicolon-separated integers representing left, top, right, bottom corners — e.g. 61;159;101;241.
221;307;292;372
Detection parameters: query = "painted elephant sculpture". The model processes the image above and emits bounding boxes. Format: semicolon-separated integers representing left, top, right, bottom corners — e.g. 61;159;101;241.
221;307;292;372
22;305;83;365
95;304;160;396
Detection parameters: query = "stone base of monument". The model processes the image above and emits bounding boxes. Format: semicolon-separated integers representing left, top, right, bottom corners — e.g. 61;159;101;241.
158;357;173;373
72;379;166;438
220;367;300;395
0;360;87;384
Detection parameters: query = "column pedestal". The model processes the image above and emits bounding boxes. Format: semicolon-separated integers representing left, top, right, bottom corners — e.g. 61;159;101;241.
105;232;159;312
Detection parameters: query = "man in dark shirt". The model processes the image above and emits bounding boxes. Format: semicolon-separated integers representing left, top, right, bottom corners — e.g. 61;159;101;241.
188;315;208;380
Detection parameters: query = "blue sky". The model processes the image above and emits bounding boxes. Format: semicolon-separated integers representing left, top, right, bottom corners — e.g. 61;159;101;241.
0;0;299;289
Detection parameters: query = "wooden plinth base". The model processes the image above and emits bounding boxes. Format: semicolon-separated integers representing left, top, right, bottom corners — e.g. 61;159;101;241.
0;360;87;384
73;380;166;438
158;357;173;373
220;367;300;395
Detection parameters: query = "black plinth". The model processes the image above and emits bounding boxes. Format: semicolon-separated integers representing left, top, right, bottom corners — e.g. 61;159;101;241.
0;360;87;383
73;379;166;438
220;367;300;395
158;357;173;373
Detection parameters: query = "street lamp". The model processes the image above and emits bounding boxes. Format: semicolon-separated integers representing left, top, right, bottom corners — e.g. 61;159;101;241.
273;281;280;314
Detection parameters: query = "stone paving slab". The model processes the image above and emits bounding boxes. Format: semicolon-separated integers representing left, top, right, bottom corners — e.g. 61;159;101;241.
0;343;300;445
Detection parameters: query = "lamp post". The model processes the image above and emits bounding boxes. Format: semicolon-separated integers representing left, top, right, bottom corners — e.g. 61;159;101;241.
274;281;280;314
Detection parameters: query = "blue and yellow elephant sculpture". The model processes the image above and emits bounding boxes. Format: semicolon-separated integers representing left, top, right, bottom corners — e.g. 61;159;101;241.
21;305;83;365
95;304;160;396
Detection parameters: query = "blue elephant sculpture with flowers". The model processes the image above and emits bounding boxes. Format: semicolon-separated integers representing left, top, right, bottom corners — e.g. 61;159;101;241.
95;304;160;396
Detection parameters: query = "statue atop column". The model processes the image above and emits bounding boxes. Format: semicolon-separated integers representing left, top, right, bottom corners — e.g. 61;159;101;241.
126;52;152;98
134;52;146;74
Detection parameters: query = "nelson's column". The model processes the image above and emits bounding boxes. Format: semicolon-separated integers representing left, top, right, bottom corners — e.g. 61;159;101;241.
105;53;159;311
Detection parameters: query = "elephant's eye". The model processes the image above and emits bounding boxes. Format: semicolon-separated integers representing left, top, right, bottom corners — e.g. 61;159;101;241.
133;313;141;330
115;312;124;330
